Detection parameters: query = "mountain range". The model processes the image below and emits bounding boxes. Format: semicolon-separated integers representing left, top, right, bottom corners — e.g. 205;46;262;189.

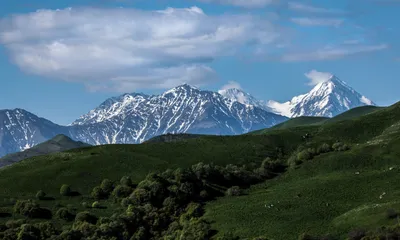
0;134;90;168
0;75;375;157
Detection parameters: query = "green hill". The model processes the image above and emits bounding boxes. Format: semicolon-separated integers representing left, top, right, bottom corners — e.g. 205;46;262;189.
0;102;399;239
144;133;210;143
268;116;329;130
0;134;90;168
326;105;383;123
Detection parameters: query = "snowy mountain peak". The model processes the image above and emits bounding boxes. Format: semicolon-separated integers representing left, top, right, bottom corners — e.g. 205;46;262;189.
266;75;375;118
218;88;266;109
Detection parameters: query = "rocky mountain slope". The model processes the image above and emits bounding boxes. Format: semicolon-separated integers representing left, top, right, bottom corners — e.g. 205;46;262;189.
266;75;375;117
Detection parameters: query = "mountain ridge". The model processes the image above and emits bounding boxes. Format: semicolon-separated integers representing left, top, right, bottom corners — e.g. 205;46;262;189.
0;84;288;157
265;75;375;117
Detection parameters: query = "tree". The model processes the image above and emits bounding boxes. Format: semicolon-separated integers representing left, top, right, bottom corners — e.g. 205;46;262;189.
226;186;242;196
91;186;106;200
14;200;52;219
112;185;133;199
120;176;133;187
75;211;98;225
92;201;101;208
101;179;115;195
317;143;331;154
55;208;74;221
17;224;41;240
36;190;46;200
60;184;71;196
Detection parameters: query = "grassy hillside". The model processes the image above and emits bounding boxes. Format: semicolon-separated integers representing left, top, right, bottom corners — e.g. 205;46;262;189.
326;105;383;123
268;116;328;130
0;102;399;239
144;133;209;143
204;102;400;239
0;134;90;168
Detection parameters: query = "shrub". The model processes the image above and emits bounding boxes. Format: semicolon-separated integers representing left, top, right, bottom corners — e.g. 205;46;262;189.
81;202;90;208
348;229;366;240
129;188;151;205
92;201;100;208
120;176;133;187
297;148;316;161
317;143;332;154
226;186;242;196
216;232;240;240
199;190;209;200
332;142;350;152
121;198;132;208
36;190;46;200
36;222;57;239
6;219;26;229
75;211;98;224
60;184;72;196
56;207;74;221
100;179;115;195
112;185;133;199
298;233;314;240
17;224;41;240
386;208;398;219
91;186;106;200
14;199;52;219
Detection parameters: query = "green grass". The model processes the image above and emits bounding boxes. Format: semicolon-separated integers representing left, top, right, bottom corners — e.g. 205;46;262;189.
268;116;329;130
0;134;90;168
203;103;400;239
0;102;399;239
326;105;383;123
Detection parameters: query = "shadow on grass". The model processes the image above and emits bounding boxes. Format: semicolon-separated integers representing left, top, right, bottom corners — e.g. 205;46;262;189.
40;196;55;201
69;191;81;197
0;212;12;218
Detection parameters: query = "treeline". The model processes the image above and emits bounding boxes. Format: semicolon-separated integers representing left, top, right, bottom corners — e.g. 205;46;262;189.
0;158;286;240
0;141;354;240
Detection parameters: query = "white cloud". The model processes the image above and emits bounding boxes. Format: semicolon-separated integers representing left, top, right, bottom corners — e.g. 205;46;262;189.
290;17;344;27
220;81;242;90
0;6;280;92
281;44;388;62
288;2;346;14
304;70;333;86
197;0;276;8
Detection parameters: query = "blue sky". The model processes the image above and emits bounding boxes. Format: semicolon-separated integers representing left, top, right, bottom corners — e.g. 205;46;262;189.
0;0;399;125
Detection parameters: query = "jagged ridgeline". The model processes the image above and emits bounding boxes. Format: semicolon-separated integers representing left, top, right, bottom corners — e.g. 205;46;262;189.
0;101;399;239
0;77;374;158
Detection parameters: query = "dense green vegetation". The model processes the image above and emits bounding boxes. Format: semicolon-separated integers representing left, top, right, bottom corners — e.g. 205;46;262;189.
0;102;399;239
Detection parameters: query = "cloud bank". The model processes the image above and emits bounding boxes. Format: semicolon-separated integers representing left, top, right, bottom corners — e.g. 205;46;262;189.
0;6;279;92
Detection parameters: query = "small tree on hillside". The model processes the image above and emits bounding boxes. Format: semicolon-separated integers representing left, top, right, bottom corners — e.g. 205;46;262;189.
36;190;46;200
60;184;71;196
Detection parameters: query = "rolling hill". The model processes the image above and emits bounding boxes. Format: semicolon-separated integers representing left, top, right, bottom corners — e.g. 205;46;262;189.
0;102;399;239
0;134;90;169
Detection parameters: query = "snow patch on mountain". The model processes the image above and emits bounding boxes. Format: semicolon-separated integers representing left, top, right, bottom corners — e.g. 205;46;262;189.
266;75;375;117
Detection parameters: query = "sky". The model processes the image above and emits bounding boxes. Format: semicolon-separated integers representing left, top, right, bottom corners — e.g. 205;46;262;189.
0;0;399;125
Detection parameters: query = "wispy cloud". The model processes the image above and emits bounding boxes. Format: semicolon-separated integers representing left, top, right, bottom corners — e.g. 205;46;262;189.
220;81;242;90
0;6;280;92
197;0;276;8
290;17;344;27
288;2;347;14
281;44;388;62
304;69;333;86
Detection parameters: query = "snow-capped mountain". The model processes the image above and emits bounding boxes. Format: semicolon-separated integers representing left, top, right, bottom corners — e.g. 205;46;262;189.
266;75;375;117
69;84;287;145
218;88;266;109
0;78;375;158
0;109;69;157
